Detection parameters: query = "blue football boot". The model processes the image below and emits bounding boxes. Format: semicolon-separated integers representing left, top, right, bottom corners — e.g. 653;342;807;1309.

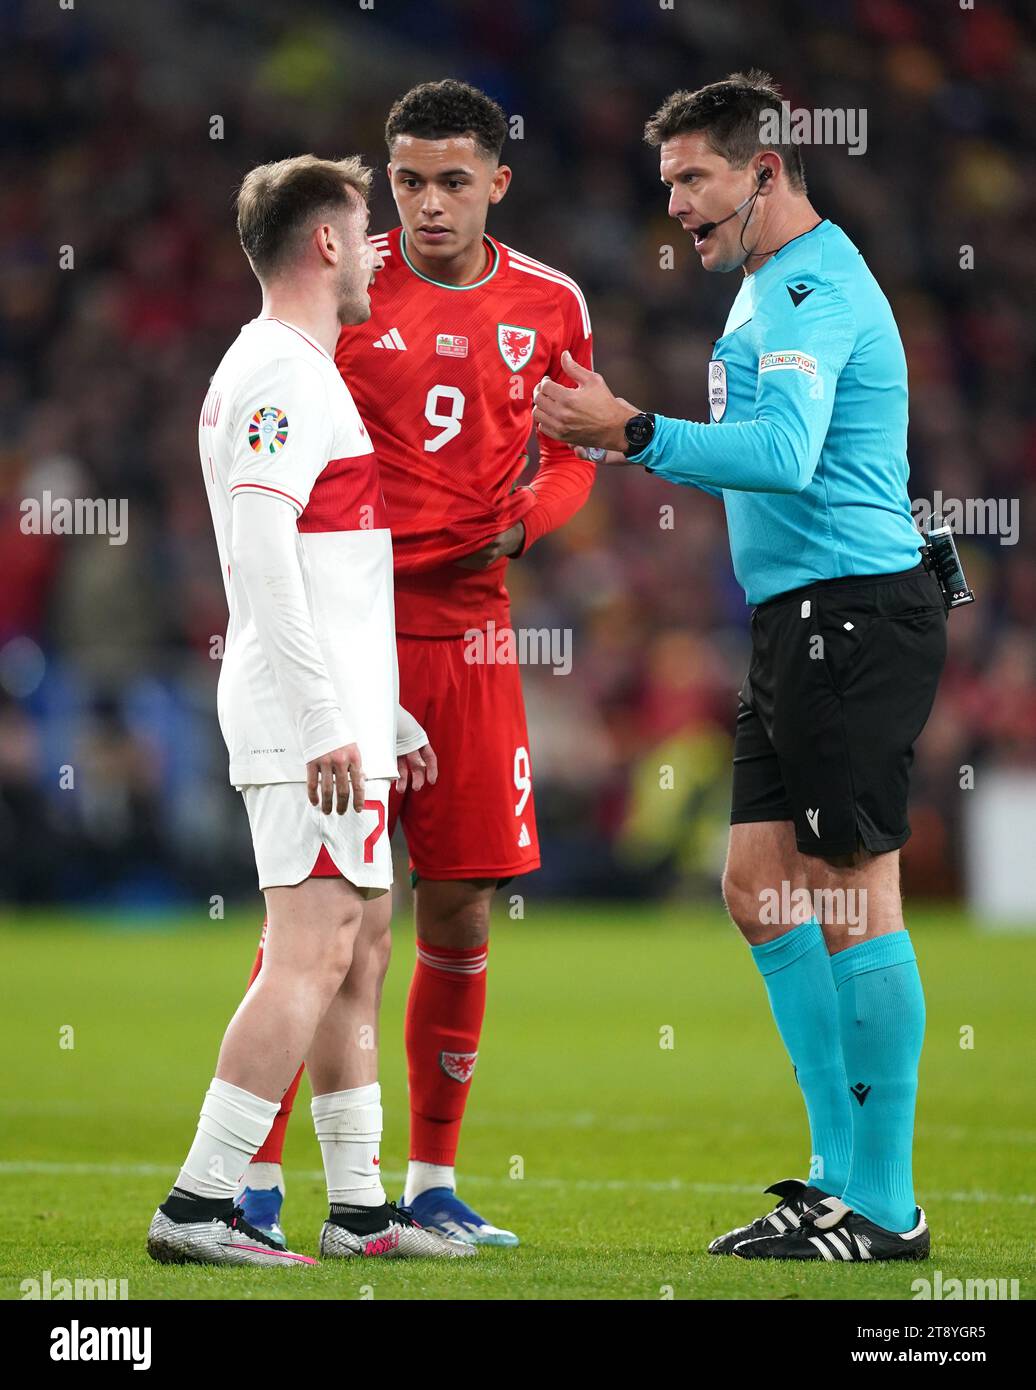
402;1188;519;1247
237;1183;287;1249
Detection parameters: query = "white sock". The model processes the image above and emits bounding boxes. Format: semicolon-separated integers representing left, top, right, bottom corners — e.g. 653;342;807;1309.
238;1161;284;1198
404;1160;455;1206
312;1083;386;1208
176;1078;280;1200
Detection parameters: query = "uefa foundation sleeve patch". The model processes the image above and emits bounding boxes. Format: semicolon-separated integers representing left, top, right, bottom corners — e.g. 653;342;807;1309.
759;351;818;377
248;406;289;454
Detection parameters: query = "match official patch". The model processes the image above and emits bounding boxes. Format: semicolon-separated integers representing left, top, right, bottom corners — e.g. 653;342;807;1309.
759;350;817;378
708;359;727;421
248;406;289;454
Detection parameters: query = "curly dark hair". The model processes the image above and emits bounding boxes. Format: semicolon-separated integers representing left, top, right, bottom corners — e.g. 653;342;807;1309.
385;79;508;162
644;70;806;193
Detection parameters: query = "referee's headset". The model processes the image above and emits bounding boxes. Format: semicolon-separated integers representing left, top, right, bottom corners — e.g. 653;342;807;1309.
694;166;772;240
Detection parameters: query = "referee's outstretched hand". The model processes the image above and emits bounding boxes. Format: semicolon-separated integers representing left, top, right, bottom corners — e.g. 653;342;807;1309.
533;350;640;453
307;742;366;815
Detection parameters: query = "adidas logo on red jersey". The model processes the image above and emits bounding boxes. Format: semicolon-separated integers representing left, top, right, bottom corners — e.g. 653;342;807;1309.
372;328;407;350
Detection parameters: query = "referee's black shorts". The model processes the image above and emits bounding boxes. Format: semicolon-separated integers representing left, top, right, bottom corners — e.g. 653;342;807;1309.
730;564;947;858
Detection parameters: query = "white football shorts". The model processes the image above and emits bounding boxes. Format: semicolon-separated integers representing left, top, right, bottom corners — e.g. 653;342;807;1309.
239;779;393;895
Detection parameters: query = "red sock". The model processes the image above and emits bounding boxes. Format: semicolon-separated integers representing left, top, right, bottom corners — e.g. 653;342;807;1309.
245;918;304;1166
405;940;489;1166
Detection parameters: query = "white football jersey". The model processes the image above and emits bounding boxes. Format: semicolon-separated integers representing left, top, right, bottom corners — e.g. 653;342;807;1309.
199;316;397;785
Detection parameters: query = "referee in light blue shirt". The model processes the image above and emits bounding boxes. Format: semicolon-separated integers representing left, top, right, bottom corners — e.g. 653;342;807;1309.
533;71;947;1263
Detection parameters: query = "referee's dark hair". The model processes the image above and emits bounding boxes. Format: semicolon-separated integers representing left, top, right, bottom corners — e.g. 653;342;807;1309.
644;70;807;193
385;79;508;163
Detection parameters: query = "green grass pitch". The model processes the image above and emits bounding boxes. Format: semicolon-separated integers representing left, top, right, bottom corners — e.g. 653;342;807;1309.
2;903;1033;1300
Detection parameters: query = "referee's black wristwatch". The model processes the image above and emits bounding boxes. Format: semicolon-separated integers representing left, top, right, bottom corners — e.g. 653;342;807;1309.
623;411;656;461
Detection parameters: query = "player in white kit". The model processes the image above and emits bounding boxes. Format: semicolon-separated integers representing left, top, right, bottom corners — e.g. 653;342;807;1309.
146;154;473;1265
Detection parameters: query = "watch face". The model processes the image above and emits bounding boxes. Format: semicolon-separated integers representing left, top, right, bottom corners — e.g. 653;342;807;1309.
625;413;654;448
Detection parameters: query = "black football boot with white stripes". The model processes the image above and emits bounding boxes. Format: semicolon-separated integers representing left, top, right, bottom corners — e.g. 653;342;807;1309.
732;1194;930;1261
708;1178;832;1255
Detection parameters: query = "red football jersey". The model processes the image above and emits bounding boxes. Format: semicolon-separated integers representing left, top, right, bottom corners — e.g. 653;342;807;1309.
335;226;595;635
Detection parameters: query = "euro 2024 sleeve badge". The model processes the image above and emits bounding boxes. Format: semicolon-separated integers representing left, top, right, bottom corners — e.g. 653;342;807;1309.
248;406;289;455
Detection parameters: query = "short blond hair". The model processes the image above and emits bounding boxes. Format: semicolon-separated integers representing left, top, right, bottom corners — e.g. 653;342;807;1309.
236;154;373;276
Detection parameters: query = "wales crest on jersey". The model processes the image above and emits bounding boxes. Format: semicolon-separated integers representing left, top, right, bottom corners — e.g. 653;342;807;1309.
497;323;537;372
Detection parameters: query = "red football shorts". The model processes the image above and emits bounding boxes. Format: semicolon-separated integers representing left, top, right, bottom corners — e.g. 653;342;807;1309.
391;634;540;881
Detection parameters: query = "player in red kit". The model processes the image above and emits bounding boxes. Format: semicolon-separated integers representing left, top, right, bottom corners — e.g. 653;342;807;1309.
238;81;595;1246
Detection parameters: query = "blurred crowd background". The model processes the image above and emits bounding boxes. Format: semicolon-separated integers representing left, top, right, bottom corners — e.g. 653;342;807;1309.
3;0;1034;909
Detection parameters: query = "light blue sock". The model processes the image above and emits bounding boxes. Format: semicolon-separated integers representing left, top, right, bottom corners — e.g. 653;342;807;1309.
750;918;852;1195
832;930;925;1233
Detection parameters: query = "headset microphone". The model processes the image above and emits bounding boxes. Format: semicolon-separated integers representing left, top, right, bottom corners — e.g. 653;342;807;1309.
694;167;772;240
